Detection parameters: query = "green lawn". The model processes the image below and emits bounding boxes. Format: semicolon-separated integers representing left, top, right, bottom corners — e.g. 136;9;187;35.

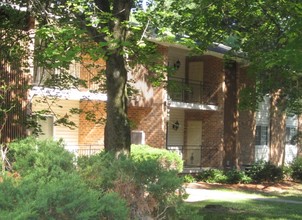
168;183;302;220
176;200;302;220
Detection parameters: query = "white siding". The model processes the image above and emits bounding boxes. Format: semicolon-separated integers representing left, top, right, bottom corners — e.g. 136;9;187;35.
32;98;80;147
286;115;298;127
255;97;298;164
255;96;270;161
255;145;270;162
285;115;298;164
285;145;298;165
255;96;270;125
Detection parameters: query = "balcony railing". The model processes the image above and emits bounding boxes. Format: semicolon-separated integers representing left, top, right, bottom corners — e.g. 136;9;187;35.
167;145;220;167
65;145;104;156
167;77;219;105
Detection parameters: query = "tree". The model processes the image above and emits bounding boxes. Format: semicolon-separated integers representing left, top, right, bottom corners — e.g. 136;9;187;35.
164;0;302;166
167;0;302;110
1;0;168;155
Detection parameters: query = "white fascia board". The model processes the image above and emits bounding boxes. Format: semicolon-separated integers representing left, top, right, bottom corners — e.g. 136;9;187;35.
169;101;218;111
29;86;107;101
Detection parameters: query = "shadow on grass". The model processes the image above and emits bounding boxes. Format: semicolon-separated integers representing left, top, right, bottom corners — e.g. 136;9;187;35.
168;199;302;220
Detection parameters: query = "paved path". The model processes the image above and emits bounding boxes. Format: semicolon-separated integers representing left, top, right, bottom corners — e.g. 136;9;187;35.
185;183;302;204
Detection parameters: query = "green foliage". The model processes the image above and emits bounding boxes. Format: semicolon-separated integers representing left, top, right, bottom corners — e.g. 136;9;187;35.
290;157;302;181
0;173;129;220
0;138;129;219
196;169;227;183
183;174;196;183
98;192;129;220
224;169;252;184
165;0;302;114
247;160;284;183
77;145;184;219
8;138;74;178
196;169;252;184
131;144;183;172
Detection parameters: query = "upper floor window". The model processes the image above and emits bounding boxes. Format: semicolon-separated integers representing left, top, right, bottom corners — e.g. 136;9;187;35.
255;125;268;145
33;61;80;86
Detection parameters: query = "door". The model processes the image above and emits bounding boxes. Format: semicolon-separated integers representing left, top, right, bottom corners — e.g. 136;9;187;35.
188;61;203;102
186;120;202;166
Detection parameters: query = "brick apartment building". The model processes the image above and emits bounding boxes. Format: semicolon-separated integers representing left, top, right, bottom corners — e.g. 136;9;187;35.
28;39;301;169
1;6;300;169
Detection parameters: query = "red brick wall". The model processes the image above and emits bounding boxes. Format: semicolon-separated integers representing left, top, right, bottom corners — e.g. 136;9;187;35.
128;87;167;148
127;45;168;148
80;56;106;91
78;100;106;147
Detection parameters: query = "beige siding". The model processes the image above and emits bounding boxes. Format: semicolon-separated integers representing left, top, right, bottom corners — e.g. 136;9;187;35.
168;47;189;79
32;98;80;147
167;109;184;145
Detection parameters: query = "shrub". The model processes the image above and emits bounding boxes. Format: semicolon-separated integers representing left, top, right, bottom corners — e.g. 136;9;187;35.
183;174;196;183
131;144;183;172
291;157;302;181
196;169;227;183
0;173;129;220
78;145;184;219
1;138;130;219
196;169;252;184
247;160;284;183
8;138;74;178
225;169;252;184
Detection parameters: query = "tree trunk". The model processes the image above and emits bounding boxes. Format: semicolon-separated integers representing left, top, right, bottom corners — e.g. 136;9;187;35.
223;61;239;169
96;0;132;155
87;0;132;157
104;53;131;155
269;90;286;166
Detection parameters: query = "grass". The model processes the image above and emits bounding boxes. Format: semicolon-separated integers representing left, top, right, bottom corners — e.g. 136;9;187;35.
174;200;302;220
167;182;302;220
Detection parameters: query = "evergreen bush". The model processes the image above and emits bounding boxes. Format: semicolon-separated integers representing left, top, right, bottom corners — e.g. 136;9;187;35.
225;169;252;184
0;138;129;219
196;169;227;183
246;160;284;183
291;157;302;181
8;137;74;178
183;174;196;183
78;144;184;219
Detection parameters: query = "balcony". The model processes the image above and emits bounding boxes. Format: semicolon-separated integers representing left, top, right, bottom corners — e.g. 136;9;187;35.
167;145;220;168
65;144;104;156
167;77;219;105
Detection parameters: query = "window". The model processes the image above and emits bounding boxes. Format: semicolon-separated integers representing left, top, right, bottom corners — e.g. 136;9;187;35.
286;127;297;145
255;125;268;145
38;115;54;140
33;61;80;86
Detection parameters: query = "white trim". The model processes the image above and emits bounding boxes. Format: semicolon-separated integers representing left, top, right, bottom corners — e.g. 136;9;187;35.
30;86;107;101
169;101;218;111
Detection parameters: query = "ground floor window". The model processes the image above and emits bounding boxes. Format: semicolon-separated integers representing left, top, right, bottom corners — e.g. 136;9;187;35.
255;125;268;145
38;115;54;139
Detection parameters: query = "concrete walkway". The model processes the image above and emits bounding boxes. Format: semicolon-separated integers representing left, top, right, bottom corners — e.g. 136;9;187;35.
185;183;302;204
